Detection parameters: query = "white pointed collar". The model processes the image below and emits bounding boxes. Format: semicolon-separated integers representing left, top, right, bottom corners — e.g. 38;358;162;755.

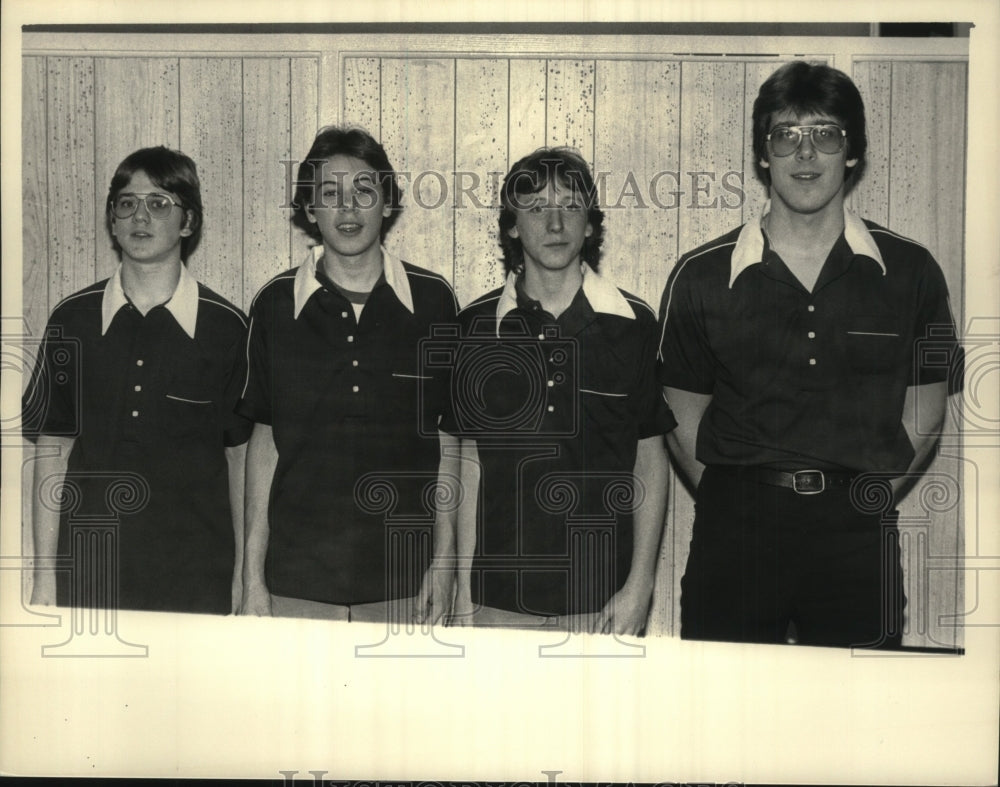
495;263;634;335
729;200;886;288
102;263;199;338
293;245;414;318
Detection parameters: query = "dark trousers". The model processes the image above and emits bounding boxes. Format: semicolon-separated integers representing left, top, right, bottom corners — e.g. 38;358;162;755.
680;466;905;649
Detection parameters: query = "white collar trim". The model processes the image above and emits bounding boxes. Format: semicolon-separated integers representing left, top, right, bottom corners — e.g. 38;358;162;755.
729;200;886;288
101;263;199;338
495;263;634;335
293;245;414;318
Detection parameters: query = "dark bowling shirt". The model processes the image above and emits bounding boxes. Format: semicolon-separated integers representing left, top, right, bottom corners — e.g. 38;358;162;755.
237;246;459;605
448;265;677;617
657;204;964;473
22;265;252;614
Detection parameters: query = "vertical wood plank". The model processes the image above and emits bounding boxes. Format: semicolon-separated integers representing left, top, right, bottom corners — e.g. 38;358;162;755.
379;58;455;282
594;59;681;309
342;57;381;139
453;59;508;306
242;58;292;311
887;60;967;650
178;57;244;305
508;59;547;164
889;61;966;309
94;57;180;277
46;57;97;305
546;59;595;165
850;60;893;227
592;59;682;635
678;61;746;253
21;57;46;574
287;57;321;277
22;56;49;346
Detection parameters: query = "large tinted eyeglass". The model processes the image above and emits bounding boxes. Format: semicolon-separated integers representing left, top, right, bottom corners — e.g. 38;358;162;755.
111;192;182;220
766;124;847;157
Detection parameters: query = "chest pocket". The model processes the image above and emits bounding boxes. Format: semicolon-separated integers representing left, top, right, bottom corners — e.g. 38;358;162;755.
161;355;219;440
387;370;436;428
579;386;631;431
578;341;634;430
844;316;905;374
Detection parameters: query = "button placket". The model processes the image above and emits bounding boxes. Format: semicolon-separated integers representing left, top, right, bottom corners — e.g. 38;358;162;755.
804;302;818;369
129;354;148;421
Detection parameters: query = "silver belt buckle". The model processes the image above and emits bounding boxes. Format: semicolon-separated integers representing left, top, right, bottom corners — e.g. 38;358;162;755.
792;469;825;494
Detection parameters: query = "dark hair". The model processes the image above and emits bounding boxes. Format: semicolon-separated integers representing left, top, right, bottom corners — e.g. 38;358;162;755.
290;125;402;243
752;61;868;190
106;146;203;261
498;147;605;274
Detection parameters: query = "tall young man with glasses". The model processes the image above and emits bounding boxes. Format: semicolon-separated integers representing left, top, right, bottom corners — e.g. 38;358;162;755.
23;146;252;615
657;62;962;648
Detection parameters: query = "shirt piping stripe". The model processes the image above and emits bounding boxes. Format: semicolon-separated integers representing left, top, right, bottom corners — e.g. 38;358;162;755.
657;240;738;361
198;296;247;328
404;269;460;310
51;287;103;311
460;293;502;315
240;314;255;400
868;226;930;253
623;294;656;319
579;388;628;397
248;270;297;311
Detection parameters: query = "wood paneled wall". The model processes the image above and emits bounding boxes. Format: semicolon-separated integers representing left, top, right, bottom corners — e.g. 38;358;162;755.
21;53;320;335
20;33;968;647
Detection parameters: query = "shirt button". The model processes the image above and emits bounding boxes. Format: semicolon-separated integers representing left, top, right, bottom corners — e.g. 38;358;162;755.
136;359;144;366
348;335;355;343
547;380;554;387
134;385;141;392
352;360;359;367
547;405;555;412
807;331;816;339
342;311;349;318
537;334;545;341
807;305;815;313
352;385;360;393
131;410;139;417
808;358;817;366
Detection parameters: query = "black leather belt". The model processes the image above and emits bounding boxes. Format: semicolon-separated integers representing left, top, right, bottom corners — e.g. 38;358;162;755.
730;466;857;495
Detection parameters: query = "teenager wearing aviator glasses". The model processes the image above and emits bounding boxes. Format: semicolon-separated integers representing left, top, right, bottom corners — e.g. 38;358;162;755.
23;146;252;615
657;62;962;648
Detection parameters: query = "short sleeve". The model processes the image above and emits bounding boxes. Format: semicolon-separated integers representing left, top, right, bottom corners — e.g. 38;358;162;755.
21;319;81;442
221;329;254;447
421;280;461;435
911;252;964;394
235;294;273;426
657;257;717;395
632;308;678;439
